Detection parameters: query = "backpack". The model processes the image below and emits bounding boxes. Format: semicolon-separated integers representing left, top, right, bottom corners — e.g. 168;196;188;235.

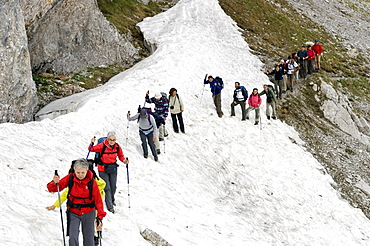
67;159;96;205
138;106;165;127
214;76;224;89
160;92;168;100
267;84;276;95
266;85;276;103
94;137;107;165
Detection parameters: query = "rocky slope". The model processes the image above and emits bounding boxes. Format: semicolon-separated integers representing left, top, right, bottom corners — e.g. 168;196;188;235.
0;0;38;123
23;0;139;75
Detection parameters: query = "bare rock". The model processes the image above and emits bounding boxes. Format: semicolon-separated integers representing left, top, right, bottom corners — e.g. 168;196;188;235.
0;0;38;123
140;228;172;246
26;0;139;75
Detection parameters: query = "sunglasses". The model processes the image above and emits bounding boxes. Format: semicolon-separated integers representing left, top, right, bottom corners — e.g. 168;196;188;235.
108;138;116;142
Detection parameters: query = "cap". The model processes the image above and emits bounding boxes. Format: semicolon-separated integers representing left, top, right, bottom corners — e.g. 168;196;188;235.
155;92;161;99
315;39;319;42
140;109;147;118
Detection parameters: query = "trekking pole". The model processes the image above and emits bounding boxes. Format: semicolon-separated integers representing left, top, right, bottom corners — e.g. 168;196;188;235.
86;136;95;159
259;111;262;130
126;111;130;147
163;124;166;154
126;159;131;210
98;231;102;246
55;170;66;246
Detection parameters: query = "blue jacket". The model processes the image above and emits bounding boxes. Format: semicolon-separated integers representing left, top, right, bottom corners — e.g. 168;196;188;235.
204;79;223;95
268;67;284;80
145;96;169;118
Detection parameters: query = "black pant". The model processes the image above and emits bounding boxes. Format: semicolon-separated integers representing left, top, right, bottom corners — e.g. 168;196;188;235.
139;131;157;157
171;112;185;133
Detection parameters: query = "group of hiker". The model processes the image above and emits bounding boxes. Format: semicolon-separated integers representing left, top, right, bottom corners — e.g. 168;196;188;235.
204;74;276;125
46;89;185;246
44;40;324;244
265;39;323;96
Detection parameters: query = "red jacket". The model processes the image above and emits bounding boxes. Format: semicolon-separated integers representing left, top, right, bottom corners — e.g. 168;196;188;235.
90;140;125;172
248;93;262;108
47;170;106;220
307;49;316;60
312;44;323;55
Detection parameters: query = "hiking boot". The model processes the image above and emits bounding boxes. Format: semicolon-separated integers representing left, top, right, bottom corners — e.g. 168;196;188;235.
246;116;249;120
157;149;161;155
272;116;276;120
94;236;99;246
290;87;293;92
108;208;115;214
181;130;185;134
164;133;169;137
159;138;164;141
254;121;259;125
241;119;246;121
267;116;271;120
144;155;148;159
154;156;158;162
175;131;179;133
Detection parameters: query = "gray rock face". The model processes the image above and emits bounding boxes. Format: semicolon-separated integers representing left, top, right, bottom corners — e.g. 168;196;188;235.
26;0;139;75
0;0;38;123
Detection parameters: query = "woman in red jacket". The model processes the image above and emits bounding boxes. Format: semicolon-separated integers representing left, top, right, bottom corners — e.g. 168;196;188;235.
245;88;262;125
47;159;106;246
89;131;129;214
307;45;316;75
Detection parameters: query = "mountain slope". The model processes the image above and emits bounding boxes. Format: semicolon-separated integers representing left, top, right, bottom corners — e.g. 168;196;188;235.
1;0;370;245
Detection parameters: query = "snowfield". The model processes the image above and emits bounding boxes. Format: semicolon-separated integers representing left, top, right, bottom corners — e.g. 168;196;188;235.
1;0;370;245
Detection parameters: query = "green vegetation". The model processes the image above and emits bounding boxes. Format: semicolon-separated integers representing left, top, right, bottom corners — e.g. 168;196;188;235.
335;77;370;101
218;0;367;77
97;0;169;41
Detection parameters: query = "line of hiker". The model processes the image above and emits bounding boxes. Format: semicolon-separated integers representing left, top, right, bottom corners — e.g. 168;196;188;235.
204;74;277;125
264;39;324;94
127;88;185;162
46;131;130;246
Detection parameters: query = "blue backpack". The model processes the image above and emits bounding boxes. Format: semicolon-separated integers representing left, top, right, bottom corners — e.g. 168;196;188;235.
94;137;106;165
214;76;224;89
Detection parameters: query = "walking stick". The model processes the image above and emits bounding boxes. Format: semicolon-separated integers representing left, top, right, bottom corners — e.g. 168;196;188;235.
126;111;130;147
55;170;66;246
126;160;131;210
200;84;205;105
86;137;95;159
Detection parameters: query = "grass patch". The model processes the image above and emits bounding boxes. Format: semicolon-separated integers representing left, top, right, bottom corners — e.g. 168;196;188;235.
97;0;169;41
334;77;370;101
218;0;368;77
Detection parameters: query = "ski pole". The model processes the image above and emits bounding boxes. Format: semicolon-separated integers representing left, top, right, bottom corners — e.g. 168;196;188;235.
163;124;166;154
126;111;130;147
98;230;102;246
55;170;66;246
126;159;131;210
259;111;262;130
86;136;95;159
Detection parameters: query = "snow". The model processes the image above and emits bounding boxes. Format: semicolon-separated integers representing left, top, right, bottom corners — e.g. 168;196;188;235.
2;0;370;245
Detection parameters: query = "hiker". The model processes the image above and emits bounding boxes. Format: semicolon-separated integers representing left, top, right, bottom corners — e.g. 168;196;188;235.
312;39;323;71
307;45;316;74
127;109;159;161
279;59;287;93
47;159;106;246
259;84;277;120
89;131;129;214
168;88;185;133
293;53;300;83
204;74;224;118
297;45;308;79
46;160;106;245
266;65;284;99
230;82;248;121
246;88;262;125
145;91;169;141
286;56;299;92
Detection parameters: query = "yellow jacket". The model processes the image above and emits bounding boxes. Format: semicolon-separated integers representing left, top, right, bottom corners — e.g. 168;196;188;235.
53;177;106;207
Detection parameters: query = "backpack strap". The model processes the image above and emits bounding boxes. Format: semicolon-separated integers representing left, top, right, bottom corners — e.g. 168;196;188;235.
67;173;95;209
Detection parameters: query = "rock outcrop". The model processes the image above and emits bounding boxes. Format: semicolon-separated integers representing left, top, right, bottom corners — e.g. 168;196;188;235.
316;80;370;144
0;0;38;123
24;0;139;75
